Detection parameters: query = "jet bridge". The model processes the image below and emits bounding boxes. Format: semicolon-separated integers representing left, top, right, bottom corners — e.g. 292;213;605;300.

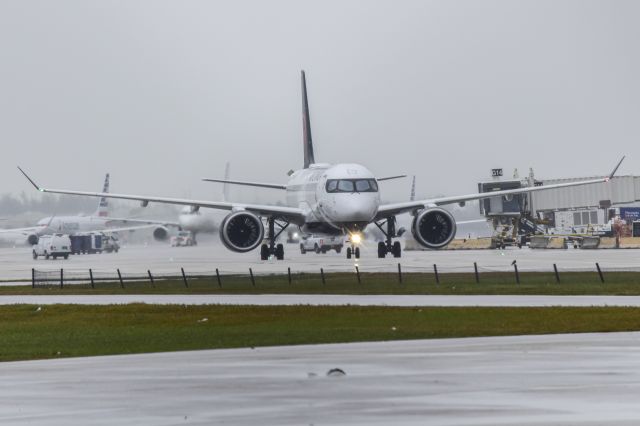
478;168;545;248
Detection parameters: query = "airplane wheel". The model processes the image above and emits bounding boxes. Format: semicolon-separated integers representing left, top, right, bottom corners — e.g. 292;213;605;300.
260;244;269;260
346;247;352;259
377;242;387;258
64;254;69;260
314;244;320;254
32;251;37;260
300;244;306;254
392;241;401;258
321;247;327;254
275;244;284;260
355;247;360;259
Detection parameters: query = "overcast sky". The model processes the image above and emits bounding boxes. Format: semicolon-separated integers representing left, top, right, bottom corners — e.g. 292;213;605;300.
0;0;638;205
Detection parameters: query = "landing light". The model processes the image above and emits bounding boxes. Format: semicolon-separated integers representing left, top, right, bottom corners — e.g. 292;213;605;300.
351;233;362;245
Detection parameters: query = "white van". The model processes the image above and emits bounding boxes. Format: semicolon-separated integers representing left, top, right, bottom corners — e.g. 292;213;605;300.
33;234;71;260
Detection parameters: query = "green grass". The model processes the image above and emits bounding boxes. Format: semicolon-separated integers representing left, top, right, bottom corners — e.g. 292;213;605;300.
3;304;640;362
10;270;640;295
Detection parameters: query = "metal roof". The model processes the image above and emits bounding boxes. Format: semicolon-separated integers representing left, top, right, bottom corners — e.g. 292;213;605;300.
532;175;640;211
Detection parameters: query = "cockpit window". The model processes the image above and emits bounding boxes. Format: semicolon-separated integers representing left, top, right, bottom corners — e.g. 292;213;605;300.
338;180;355;192
355;180;371;192
326;179;378;193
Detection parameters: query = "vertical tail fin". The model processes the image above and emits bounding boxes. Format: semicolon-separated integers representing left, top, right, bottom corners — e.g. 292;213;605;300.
222;162;230;202
410;176;416;201
301;70;315;168
96;173;110;217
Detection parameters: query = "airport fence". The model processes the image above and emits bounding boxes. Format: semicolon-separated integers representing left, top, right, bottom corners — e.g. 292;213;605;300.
30;260;624;289
32;267;202;289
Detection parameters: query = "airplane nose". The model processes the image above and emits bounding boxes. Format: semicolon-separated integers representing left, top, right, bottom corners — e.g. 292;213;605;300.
329;195;378;223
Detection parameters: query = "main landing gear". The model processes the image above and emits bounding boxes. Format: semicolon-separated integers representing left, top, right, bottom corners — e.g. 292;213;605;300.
374;216;403;258
260;217;289;261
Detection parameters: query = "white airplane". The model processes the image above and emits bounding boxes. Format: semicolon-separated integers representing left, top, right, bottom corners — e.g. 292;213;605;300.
19;71;624;260
1;173;177;245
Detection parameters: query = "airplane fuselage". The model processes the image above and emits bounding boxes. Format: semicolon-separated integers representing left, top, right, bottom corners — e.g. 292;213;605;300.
178;207;218;234
35;216;109;236
285;163;380;234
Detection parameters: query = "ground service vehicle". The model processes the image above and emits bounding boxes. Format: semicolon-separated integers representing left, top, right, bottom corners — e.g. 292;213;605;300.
171;231;195;247
102;235;120;253
33;234;71;260
300;234;343;254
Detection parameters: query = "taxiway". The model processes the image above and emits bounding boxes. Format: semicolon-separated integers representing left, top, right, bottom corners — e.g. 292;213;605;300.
1;241;639;282
4;294;640;306
2;332;640;425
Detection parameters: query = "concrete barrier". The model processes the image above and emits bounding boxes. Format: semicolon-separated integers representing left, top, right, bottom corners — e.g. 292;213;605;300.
529;236;549;249
620;237;640;248
404;238;493;251
599;237;617;249
529;236;567;249
580;236;601;249
547;237;567;249
598;237;640;249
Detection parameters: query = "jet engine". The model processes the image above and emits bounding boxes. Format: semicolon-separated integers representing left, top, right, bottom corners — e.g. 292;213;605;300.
219;211;264;252
27;234;39;245
411;207;456;249
153;226;169;241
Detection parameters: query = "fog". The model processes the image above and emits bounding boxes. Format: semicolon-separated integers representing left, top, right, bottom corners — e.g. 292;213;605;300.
0;1;638;208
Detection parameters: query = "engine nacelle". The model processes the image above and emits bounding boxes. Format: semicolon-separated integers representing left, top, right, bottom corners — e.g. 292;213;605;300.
411;207;456;249
27;234;39;245
153;226;169;241
219;211;264;253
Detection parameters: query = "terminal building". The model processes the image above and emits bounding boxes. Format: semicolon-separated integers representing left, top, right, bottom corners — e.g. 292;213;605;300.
530;175;640;230
478;169;640;243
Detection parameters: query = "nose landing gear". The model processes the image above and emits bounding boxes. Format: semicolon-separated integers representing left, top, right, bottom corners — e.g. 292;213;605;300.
374;216;402;258
346;246;360;259
260;217;289;260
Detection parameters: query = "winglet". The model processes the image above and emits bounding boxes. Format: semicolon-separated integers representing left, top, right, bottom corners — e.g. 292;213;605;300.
17;167;44;191
607;156;625;180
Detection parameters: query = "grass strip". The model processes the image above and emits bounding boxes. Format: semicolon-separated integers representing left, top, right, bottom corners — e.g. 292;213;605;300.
2;304;640;362
9;271;640;295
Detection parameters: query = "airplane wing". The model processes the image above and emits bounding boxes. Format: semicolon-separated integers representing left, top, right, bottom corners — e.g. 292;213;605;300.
455;219;488;225
76;223;164;235
376;156;625;220
19;168;306;222
201;178;286;190
377;175;407;182
0;226;39;235
101;216;181;228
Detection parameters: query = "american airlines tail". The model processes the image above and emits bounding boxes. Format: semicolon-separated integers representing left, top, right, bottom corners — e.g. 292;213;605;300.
301;70;315;169
95;173;110;217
